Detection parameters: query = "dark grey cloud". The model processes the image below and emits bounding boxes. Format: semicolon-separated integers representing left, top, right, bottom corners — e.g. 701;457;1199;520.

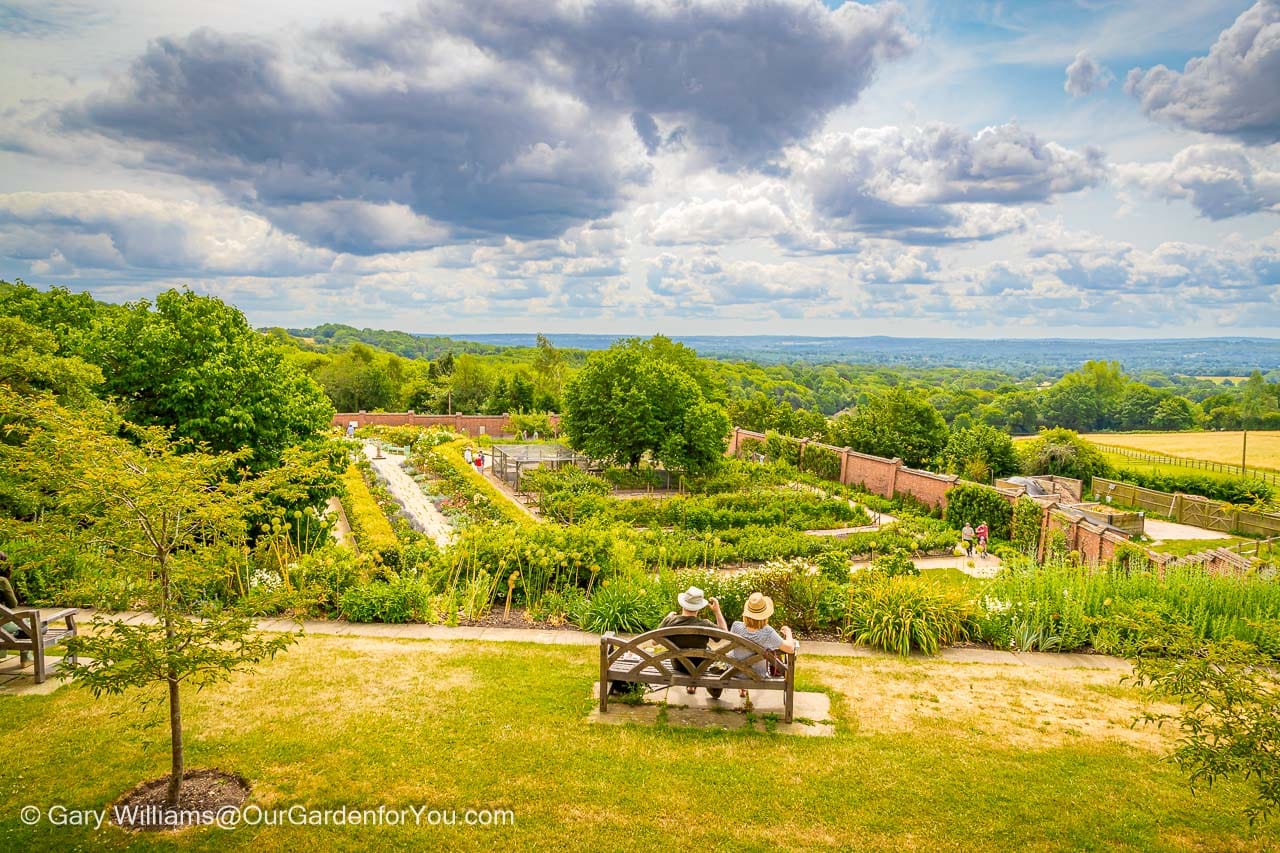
1125;0;1280;143
416;0;914;167
52;1;913;254
1064;51;1113;98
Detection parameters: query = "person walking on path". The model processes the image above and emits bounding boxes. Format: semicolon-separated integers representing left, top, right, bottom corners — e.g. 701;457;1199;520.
475;450;485;474
975;521;989;558
464;446;474;466
961;522;976;557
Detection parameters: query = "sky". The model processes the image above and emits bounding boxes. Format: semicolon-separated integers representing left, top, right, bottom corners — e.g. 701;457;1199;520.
0;0;1277;338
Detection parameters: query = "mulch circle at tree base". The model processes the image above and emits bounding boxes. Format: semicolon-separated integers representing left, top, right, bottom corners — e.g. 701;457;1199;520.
111;769;250;831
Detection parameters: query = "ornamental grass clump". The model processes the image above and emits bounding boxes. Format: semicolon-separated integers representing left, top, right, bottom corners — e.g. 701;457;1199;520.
845;575;978;656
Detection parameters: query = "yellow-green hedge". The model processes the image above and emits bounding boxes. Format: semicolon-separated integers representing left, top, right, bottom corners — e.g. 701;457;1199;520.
340;466;401;564
436;439;537;528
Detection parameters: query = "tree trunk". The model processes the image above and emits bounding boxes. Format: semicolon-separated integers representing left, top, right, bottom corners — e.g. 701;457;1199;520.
166;668;183;807
161;561;184;808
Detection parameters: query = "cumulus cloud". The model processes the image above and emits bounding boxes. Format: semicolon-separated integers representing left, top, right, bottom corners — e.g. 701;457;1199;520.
0;190;334;277
1064;51;1113;97
1117;143;1280;219
787;123;1101;243
49;1;913;253
646;182;801;245
1125;0;1280;143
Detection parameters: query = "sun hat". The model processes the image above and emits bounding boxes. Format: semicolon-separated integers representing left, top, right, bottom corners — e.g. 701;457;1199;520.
677;586;709;612
743;592;774;621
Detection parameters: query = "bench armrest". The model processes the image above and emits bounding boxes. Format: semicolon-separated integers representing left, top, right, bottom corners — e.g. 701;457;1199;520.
41;609;78;626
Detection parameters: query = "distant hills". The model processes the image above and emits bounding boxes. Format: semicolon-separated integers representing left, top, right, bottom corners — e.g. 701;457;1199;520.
283;325;1280;376
439;334;1280;376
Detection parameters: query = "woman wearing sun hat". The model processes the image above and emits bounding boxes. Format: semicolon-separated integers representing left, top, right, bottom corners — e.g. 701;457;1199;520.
729;592;798;694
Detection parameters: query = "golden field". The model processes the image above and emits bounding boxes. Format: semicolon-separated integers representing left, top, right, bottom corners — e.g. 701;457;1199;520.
1080;431;1280;471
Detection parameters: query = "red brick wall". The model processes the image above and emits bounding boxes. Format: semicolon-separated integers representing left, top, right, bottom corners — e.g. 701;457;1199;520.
843;451;900;499
333;412;560;437
894;468;960;509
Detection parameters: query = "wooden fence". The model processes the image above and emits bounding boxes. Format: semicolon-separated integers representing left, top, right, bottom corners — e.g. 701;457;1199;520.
1093;477;1280;537
1093;442;1280;486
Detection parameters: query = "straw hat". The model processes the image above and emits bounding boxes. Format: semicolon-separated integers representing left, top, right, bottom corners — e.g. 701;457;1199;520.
743;592;774;621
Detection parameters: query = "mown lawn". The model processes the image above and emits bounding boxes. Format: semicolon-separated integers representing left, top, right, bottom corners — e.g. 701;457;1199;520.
2;636;1276;852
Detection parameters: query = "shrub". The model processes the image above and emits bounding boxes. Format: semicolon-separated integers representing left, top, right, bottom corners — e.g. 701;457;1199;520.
1010;497;1042;555
799;444;842;482
340;465;401;569
764;431;802;466
845;576;977;655
1112;467;1275;506
870;550;919;577
944;483;1013;540
340;577;434;623
1017;428;1111;487
574;575;664;633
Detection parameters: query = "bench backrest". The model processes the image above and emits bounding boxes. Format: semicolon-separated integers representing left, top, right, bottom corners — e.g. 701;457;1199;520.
602;625;793;684
0;604;38;648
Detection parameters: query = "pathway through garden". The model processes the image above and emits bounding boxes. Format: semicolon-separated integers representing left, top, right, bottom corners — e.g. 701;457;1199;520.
363;444;455;548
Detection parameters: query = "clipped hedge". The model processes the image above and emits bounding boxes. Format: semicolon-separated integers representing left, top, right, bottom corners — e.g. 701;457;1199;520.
340;465;402;568
421;439;534;528
1112;466;1275;506
800;443;842;482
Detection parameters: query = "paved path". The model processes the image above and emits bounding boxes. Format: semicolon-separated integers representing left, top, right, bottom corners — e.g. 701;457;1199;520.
363;445;454;547
1143;518;1232;542
67;610;1127;672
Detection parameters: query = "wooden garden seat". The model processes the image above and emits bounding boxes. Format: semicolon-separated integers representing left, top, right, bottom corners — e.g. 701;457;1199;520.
0;605;78;684
599;625;796;722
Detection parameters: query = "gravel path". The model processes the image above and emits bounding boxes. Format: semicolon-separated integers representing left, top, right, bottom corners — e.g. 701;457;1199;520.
363;444;455;548
1142;518;1232;542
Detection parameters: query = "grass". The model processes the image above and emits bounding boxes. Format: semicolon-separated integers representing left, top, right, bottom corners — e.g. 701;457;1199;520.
1083;431;1280;473
919;567;988;590
1097;451;1258;485
3;635;1277;851
1143;537;1252;557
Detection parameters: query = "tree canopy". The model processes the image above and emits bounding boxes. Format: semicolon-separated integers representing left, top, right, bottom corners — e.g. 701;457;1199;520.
562;337;730;473
830;388;948;468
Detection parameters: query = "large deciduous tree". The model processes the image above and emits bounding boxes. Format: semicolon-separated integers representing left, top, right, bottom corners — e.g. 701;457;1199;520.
87;288;333;469
942;423;1019;482
830;388;948;469
562;337;729;473
1017;427;1111;486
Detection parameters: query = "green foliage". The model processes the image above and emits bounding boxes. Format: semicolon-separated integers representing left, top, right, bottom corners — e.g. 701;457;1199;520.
90;289;333;469
1018;428;1111;487
611;489;870;532
340;465;402;569
574;574;664;633
340;577;434;623
800;443;842;481
830;388;948;469
944;483;1014;540
415;439;533;528
0;315;104;408
942;424;1018;481
869;550;919;577
562;336;729;473
1010;497;1043;555
1128;617;1280;823
845;576;977;656
763;431;802;466
1111;467;1275;506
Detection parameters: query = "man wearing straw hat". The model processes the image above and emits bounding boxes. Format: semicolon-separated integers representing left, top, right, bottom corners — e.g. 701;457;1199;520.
659;586;728;698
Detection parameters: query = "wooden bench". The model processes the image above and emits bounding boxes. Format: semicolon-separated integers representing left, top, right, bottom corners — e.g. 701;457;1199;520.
599;625;796;722
0;605;78;684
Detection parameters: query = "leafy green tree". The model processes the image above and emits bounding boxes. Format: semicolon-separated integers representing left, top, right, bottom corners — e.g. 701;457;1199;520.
1151;396;1197;431
448;354;491;413
87;289;333;469
1240;371;1278;475
509;372;535;413
1017;427;1111;486
0;316;103;407
1129;616;1280;823
562;337;729;473
1041;375;1102;432
830;388;947;468
0;390;295;808
314;343;397;412
1116;383;1165;431
942;424;1018;482
532;333;566;402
